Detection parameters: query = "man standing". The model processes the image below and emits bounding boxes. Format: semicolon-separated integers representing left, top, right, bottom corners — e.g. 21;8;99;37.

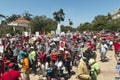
21;54;30;80
28;47;37;75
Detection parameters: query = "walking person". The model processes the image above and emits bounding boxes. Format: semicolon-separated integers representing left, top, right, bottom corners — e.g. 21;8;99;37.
99;40;108;62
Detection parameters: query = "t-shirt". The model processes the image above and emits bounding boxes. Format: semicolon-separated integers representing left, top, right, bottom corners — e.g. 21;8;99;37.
22;58;29;73
89;59;100;78
55;61;63;69
100;43;108;53
29;51;36;61
51;52;58;61
114;42;120;53
1;70;21;80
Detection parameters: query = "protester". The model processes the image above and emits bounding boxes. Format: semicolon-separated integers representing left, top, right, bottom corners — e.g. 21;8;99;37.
99;40;108;62
64;51;71;76
77;52;91;80
89;52;100;80
46;60;58;80
29;47;37;75
0;62;22;80
1;30;116;80
20;53;30;80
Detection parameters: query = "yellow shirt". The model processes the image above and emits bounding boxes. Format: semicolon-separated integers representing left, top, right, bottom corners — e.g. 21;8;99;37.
22;58;29;73
77;59;91;80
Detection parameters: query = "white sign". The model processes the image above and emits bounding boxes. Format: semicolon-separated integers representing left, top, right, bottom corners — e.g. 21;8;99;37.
24;32;28;37
6;34;10;37
0;39;2;44
35;32;39;37
51;31;55;35
61;32;65;36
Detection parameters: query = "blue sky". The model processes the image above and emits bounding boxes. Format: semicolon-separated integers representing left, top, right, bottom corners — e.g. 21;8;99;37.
0;0;120;27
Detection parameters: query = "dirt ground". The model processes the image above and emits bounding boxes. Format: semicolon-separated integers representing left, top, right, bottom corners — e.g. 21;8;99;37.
69;50;118;80
28;49;118;80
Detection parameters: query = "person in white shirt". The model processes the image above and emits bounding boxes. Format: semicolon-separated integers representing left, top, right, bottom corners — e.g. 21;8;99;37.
100;40;108;61
109;40;113;50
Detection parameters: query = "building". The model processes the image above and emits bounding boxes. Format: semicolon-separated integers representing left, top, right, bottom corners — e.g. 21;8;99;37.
111;8;120;19
7;17;31;34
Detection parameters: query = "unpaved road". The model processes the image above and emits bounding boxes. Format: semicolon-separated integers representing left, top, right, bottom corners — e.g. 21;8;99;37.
28;49;118;80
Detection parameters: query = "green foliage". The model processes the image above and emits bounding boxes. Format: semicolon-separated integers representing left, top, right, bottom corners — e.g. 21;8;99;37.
5;27;15;35
0;14;6;18
6;14;21;23
22;11;33;21
77;14;120;31
43;18;57;32
77;22;92;32
53;9;65;23
30;15;46;33
61;25;75;32
69;19;73;26
30;16;57;33
0;30;4;34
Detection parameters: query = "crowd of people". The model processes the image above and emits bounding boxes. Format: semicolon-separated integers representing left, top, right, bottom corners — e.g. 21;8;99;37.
0;30;120;80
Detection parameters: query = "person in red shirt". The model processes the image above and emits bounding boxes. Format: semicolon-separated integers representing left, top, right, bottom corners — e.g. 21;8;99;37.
88;41;94;51
114;40;120;56
51;49;58;62
0;62;22;80
38;49;46;64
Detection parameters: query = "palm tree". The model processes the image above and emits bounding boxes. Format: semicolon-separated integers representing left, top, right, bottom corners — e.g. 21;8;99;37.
68;19;73;26
0;14;6;24
53;9;65;35
53;9;65;23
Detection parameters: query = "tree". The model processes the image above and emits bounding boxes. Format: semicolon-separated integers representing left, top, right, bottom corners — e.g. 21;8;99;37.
53;9;65;35
77;22;91;32
91;15;108;31
30;15;58;33
43;18;57;32
5;14;20;23
30;15;48;33
22;11;33;21
0;14;6;24
0;14;6;19
61;25;75;32
68;19;73;26
53;9;65;23
106;13;112;21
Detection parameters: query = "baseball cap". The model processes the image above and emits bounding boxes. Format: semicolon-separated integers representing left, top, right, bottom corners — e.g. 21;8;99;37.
8;62;15;68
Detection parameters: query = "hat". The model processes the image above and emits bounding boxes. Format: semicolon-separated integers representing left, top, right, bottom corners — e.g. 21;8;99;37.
30;46;34;49
65;51;70;54
8;62;15;68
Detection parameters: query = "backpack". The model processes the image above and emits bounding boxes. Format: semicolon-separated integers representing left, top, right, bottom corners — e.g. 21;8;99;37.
28;59;32;68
